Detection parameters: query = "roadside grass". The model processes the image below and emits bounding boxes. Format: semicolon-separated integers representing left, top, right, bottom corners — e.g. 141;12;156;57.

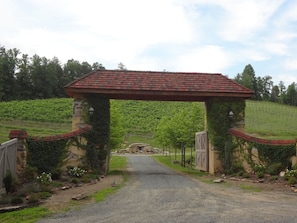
93;155;128;202
0;207;51;223
153;155;203;178
239;184;262;192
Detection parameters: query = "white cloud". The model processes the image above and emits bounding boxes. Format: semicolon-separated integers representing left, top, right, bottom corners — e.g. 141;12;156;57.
177;45;230;73
283;58;297;71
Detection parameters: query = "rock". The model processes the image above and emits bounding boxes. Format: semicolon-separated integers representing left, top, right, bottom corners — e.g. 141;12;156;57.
294;189;297;193
62;185;70;190
213;179;224;183
72;193;87;201
229;177;240;181
279;171;286;177
258;179;265;183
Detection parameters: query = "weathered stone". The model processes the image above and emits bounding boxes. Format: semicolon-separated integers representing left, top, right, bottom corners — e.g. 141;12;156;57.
213;179;224;183
258;179;265;183
279;171;286;177
72;193;87;201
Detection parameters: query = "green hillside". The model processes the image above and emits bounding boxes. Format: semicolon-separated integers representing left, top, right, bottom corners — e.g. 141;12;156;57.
245;100;297;139
0;98;297;143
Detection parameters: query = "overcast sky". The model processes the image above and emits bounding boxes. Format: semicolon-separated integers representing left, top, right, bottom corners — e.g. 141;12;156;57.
1;0;297;86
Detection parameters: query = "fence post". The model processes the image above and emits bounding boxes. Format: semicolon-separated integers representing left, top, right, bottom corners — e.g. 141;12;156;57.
9;130;28;181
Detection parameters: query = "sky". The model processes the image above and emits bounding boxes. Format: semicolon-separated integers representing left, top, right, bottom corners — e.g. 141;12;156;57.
1;0;297;86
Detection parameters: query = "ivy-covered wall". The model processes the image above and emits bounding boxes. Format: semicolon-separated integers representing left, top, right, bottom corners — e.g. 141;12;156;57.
232;135;296;171
85;95;110;174
205;98;246;171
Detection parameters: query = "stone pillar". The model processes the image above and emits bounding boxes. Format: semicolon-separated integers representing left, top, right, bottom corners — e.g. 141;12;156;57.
72;97;87;131
9;130;28;181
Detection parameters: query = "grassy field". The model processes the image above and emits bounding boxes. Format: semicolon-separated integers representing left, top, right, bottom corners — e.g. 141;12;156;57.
245;100;297;139
0;98;297;143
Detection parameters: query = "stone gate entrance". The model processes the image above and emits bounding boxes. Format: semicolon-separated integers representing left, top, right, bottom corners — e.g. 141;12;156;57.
64;69;253;174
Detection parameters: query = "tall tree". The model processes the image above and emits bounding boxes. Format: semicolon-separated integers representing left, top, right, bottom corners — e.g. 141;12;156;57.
285;82;297;106
234;64;259;100
0;47;19;101
261;76;273;101
270;85;280;102
279;81;286;104
15;54;33;99
117;62;127;70
92;62;105;70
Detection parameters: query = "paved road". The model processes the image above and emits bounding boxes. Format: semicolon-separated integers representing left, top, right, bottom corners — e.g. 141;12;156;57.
38;155;297;223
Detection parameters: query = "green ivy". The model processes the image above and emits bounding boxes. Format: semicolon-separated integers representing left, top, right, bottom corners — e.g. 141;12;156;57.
206;98;245;167
84;95;110;174
27;139;68;173
232;137;296;170
254;143;295;169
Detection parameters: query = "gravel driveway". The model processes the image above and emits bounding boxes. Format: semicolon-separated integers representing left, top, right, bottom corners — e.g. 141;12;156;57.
38;155;297;223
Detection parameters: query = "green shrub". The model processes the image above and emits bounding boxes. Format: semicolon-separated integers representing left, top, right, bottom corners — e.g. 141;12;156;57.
231;162;245;173
292;163;297;170
11;196;24;205
27;194;40;204
18;182;41;196
238;170;244;176
266;162;283;175
23;165;38;183
253;164;266;174
3;171;15;194
256;172;264;178
242;173;250;178
288;176;297;185
40;191;52;200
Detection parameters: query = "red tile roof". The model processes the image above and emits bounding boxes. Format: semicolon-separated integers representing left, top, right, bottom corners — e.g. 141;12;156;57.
65;70;254;101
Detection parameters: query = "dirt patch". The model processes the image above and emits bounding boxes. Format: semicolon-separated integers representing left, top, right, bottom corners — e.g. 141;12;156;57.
41;175;123;212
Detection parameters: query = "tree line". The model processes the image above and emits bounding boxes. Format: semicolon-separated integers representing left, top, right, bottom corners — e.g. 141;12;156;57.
0;45;105;101
234;64;297;106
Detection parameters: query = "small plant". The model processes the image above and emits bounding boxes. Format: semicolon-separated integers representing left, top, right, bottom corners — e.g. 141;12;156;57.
266;162;283;175
36;172;52;184
18;182;41;197
270;176;279;181
68;167;87;178
238;170;244;177
253;163;266;178
256;172;264;179
71;178;79;184
285;169;297;178
242;172;250;178
27;193;40;204
3;171;14;194
287;176;297;185
40;191;52;200
23;165;38;183
253;163;266;173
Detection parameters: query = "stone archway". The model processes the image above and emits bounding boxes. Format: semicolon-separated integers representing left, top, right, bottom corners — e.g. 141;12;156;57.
65;70;253;174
